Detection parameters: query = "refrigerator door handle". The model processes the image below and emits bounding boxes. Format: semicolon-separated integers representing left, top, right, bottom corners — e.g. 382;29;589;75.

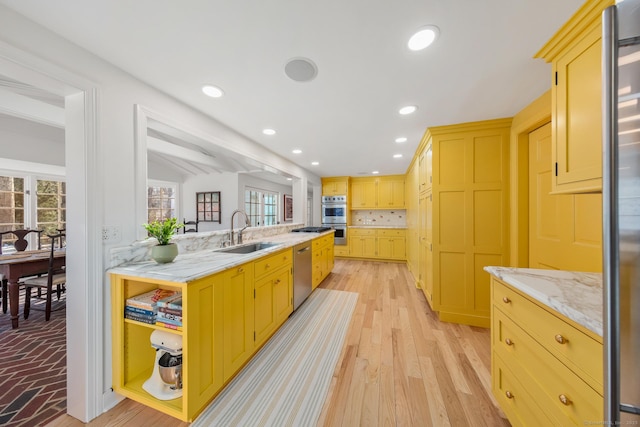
621;404;640;416
602;5;621;424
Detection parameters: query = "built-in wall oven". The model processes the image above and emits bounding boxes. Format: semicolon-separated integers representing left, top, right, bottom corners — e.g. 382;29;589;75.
321;195;347;245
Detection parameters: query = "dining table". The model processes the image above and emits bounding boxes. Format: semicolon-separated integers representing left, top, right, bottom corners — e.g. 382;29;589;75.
0;249;66;329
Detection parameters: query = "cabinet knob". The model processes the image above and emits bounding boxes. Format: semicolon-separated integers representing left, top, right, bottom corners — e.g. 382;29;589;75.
505;391;514;399
502;297;511;304
266;264;271;268
505;338;513;346
555;334;568;344
274;279;281;284
238;267;244;273
558;394;572;406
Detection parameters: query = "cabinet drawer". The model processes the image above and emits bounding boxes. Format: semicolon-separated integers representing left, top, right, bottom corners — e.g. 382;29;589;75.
377;229;406;237
255;249;292;278
493;354;554;427
312;234;332;249
494;309;602;425
349;228;376;236
492;279;602;389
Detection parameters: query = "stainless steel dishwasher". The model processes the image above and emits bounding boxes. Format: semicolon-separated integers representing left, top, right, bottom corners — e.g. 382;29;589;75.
293;242;312;310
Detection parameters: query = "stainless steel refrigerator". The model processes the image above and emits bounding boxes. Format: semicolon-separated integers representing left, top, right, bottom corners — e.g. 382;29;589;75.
603;0;640;423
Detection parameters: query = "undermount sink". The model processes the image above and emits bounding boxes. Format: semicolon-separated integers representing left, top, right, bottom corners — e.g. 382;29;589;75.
217;242;280;254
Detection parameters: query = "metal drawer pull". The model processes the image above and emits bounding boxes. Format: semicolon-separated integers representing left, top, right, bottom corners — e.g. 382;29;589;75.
505;338;513;346
502;297;511;304
505;391;514;399
558;394;572;406
555;334;568;344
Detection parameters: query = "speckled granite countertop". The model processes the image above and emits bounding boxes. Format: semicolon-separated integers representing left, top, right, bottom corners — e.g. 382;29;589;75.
484;267;602;337
109;230;334;283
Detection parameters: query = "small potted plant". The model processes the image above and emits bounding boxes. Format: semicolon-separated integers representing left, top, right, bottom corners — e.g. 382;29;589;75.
143;217;184;263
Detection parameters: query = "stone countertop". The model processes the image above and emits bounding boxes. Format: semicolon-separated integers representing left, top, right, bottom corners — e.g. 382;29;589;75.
484;267;602;337
348;225;407;229
108;230;334;283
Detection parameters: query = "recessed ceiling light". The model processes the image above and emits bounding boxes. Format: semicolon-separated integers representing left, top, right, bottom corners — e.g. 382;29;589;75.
311;161;319;166
292;149;302;154
372;171;379;174
399;105;418;115
393;154;403;158
408;25;440;51
202;85;224;98
262;128;276;135
395;137;407;143
286;177;293;181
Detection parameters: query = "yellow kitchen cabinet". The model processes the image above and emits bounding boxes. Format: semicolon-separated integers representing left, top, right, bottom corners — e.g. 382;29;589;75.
312;233;335;289
490;277;603;426
535;0;613;193
405;161;420;280
350;178;377;208
377;176;405;208
348;228;377;258
254;252;292;348
377;229;406;260
414;118;511;327
322;176;349;196
350;175;405;209
333;243;349;257
217;263;255;382
111;248;295;422
346;228;406;261
418;143;432;194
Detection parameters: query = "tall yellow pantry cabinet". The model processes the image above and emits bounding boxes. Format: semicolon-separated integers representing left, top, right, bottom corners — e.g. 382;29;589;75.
408;118;511;327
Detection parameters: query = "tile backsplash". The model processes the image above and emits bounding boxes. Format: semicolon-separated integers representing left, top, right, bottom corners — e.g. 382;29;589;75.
351;210;406;227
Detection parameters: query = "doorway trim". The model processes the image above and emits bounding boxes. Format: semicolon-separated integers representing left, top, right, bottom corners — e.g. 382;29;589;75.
0;41;103;422
509;90;551;267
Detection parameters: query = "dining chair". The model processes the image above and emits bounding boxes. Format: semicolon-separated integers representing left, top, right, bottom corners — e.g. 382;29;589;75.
22;232;66;321
0;229;44;314
183;218;199;233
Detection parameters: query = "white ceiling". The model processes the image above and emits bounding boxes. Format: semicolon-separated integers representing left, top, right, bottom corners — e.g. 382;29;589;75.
0;0;584;177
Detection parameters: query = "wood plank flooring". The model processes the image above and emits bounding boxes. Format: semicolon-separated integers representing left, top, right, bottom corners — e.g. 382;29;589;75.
48;259;509;427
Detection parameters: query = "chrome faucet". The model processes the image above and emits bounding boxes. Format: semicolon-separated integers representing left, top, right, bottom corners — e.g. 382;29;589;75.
230;209;251;245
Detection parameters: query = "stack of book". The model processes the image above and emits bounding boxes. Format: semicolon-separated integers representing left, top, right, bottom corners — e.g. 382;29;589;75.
125;288;178;324
156;292;183;331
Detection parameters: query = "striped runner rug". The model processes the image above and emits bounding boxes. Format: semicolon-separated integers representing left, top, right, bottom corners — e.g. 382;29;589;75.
192;288;357;427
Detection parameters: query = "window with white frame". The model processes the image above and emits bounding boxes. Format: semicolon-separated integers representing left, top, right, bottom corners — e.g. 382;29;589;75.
147;180;178;223
244;187;279;227
0;173;66;251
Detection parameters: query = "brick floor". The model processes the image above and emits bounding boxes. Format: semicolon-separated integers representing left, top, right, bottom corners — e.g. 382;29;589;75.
0;288;66;426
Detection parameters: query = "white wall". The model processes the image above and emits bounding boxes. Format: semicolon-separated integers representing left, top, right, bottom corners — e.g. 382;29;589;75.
182;171;237;232
0;115;64;165
0;4;321;421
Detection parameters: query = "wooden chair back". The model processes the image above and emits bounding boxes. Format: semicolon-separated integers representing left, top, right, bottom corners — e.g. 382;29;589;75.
0;229;43;254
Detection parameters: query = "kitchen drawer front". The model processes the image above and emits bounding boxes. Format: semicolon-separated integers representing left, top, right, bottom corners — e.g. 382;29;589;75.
312;234;333;249
493;354;553;427
494;309;603;425
349;228;376;237
377;229;406;237
254;249;292;279
492;278;602;389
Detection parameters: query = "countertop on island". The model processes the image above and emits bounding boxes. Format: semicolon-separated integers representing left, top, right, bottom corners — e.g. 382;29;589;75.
484;266;602;337
108;230;334;284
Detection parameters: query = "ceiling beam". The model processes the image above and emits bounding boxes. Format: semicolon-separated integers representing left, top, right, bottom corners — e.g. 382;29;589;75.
0;87;64;128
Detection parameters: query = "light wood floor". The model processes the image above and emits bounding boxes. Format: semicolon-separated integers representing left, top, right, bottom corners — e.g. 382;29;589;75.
48;259;508;427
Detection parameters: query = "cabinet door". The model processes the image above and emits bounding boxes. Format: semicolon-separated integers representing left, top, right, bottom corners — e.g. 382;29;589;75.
351;180;377;208
378;178;405;208
187;276;223;411
363;236;377;258
349;236;364;257
220;264;254;381
254;274;276;347
273;267;293;325
554;24;602;192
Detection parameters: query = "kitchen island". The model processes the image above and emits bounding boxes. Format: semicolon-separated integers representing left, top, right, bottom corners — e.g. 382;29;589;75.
109;230;334;422
484;266;603;426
